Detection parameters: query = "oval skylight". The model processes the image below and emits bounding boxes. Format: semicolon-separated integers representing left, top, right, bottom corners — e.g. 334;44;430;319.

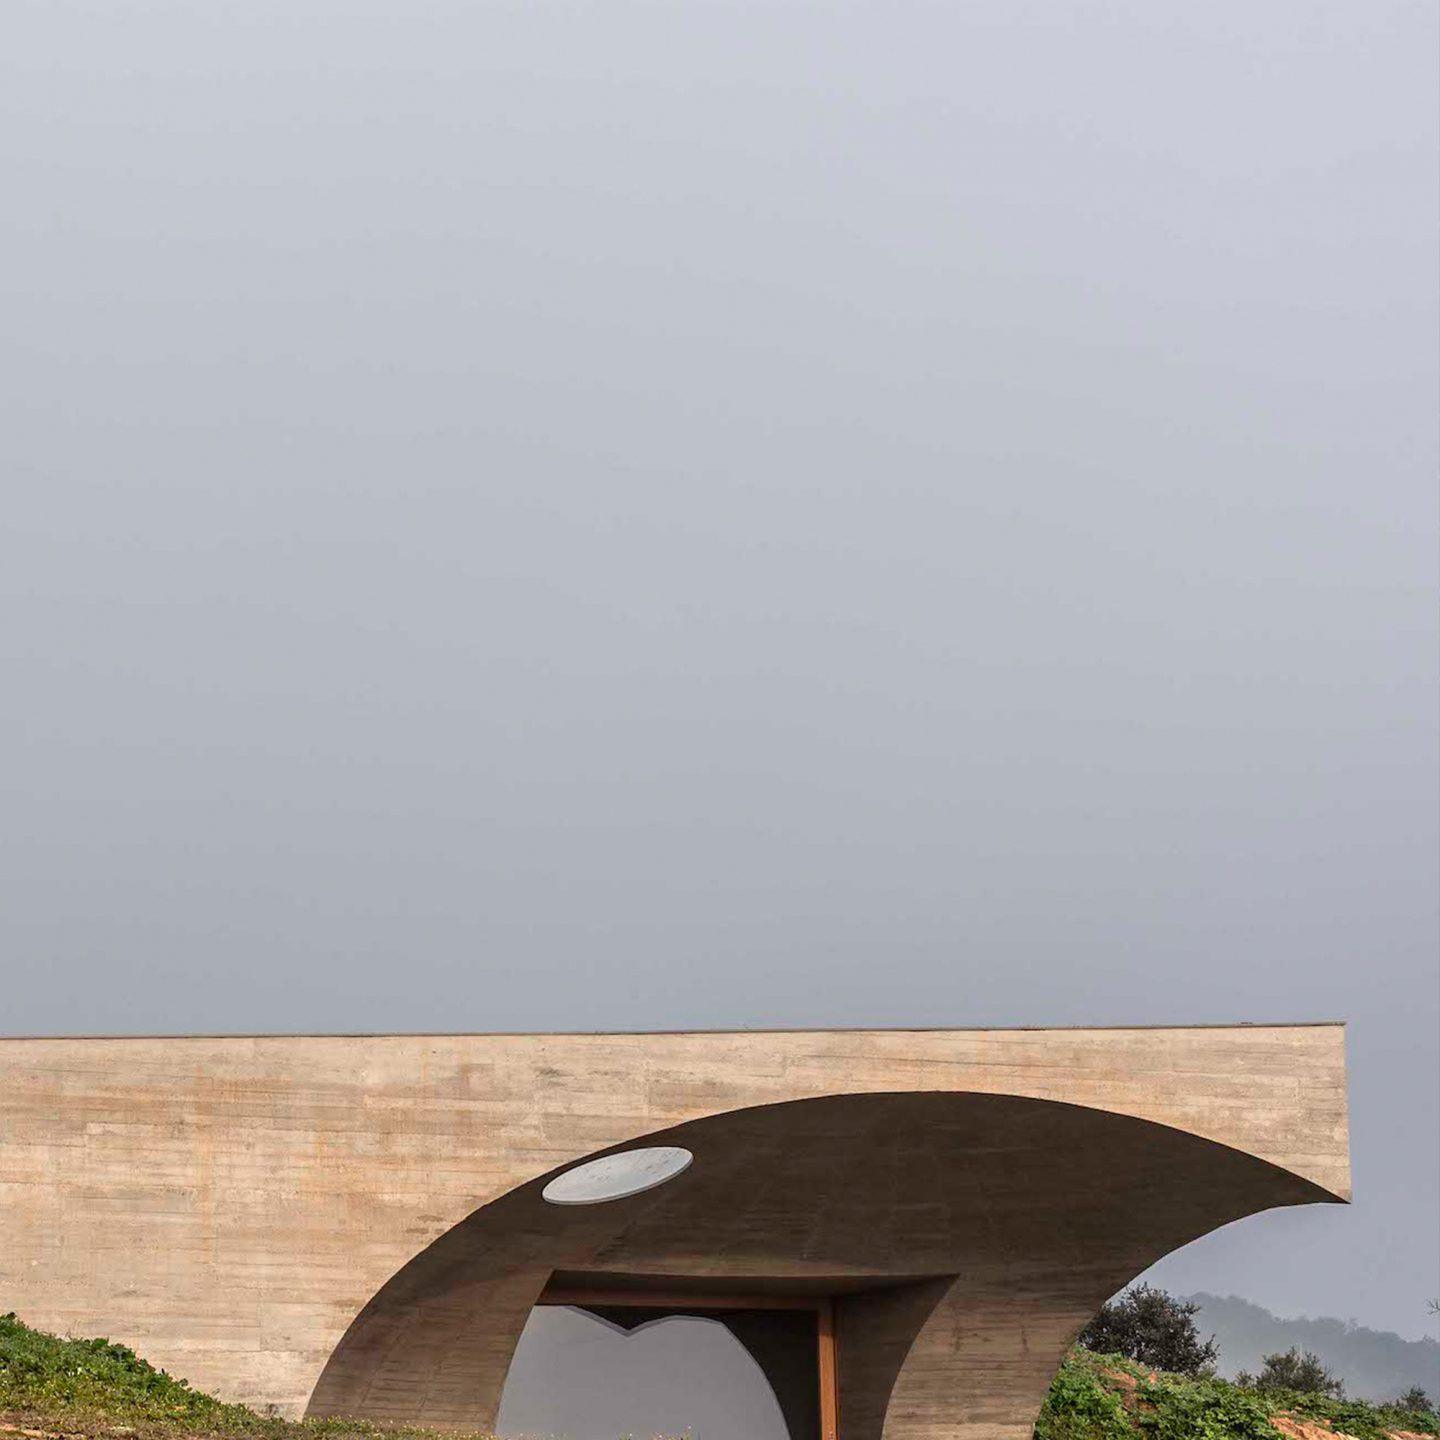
542;1146;693;1205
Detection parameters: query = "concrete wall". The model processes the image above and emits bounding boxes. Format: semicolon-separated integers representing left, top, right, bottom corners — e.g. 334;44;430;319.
0;1026;1349;1437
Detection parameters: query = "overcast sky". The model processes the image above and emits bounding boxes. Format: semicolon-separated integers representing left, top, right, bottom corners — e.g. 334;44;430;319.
2;0;1436;1363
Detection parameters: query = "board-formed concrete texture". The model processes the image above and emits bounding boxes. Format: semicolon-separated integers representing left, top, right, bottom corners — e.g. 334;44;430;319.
0;1026;1349;1439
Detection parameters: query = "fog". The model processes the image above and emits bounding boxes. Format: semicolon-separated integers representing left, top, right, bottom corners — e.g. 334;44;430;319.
2;0;1435;1367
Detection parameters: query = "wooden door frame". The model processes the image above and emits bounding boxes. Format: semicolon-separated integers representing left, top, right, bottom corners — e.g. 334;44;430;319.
537;1287;839;1440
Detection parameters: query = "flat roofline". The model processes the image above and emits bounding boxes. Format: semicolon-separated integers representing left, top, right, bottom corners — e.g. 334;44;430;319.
0;1021;1347;1042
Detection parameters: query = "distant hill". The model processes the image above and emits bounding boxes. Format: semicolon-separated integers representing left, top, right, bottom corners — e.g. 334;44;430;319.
1186;1293;1440;1403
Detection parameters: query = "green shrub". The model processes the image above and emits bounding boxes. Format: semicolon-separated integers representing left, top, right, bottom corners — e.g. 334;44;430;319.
1079;1286;1219;1377
1236;1348;1344;1399
1033;1352;1134;1439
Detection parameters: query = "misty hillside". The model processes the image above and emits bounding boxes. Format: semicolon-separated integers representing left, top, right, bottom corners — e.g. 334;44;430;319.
1188;1294;1440;1402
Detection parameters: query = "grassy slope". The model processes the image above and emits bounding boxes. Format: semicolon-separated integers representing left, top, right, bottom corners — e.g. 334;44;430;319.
0;1314;488;1440
3;1312;1436;1440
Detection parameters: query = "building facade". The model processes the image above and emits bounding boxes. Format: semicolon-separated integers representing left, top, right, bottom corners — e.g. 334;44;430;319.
0;1026;1350;1439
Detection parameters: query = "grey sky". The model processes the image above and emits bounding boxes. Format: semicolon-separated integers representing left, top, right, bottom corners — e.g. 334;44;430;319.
2;0;1436;1353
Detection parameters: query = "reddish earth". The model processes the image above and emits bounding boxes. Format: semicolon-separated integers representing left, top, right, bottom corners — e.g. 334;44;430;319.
1265;1416;1428;1440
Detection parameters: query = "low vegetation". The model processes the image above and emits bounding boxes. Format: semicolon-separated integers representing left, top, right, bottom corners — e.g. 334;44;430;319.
1034;1346;1437;1440
0;1314;486;1440
3;1307;1436;1440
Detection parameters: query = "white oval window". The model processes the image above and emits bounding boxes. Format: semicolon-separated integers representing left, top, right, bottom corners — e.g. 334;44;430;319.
542;1146;693;1205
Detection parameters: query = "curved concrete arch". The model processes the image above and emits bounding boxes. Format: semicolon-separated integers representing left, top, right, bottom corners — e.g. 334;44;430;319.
307;1090;1340;1439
